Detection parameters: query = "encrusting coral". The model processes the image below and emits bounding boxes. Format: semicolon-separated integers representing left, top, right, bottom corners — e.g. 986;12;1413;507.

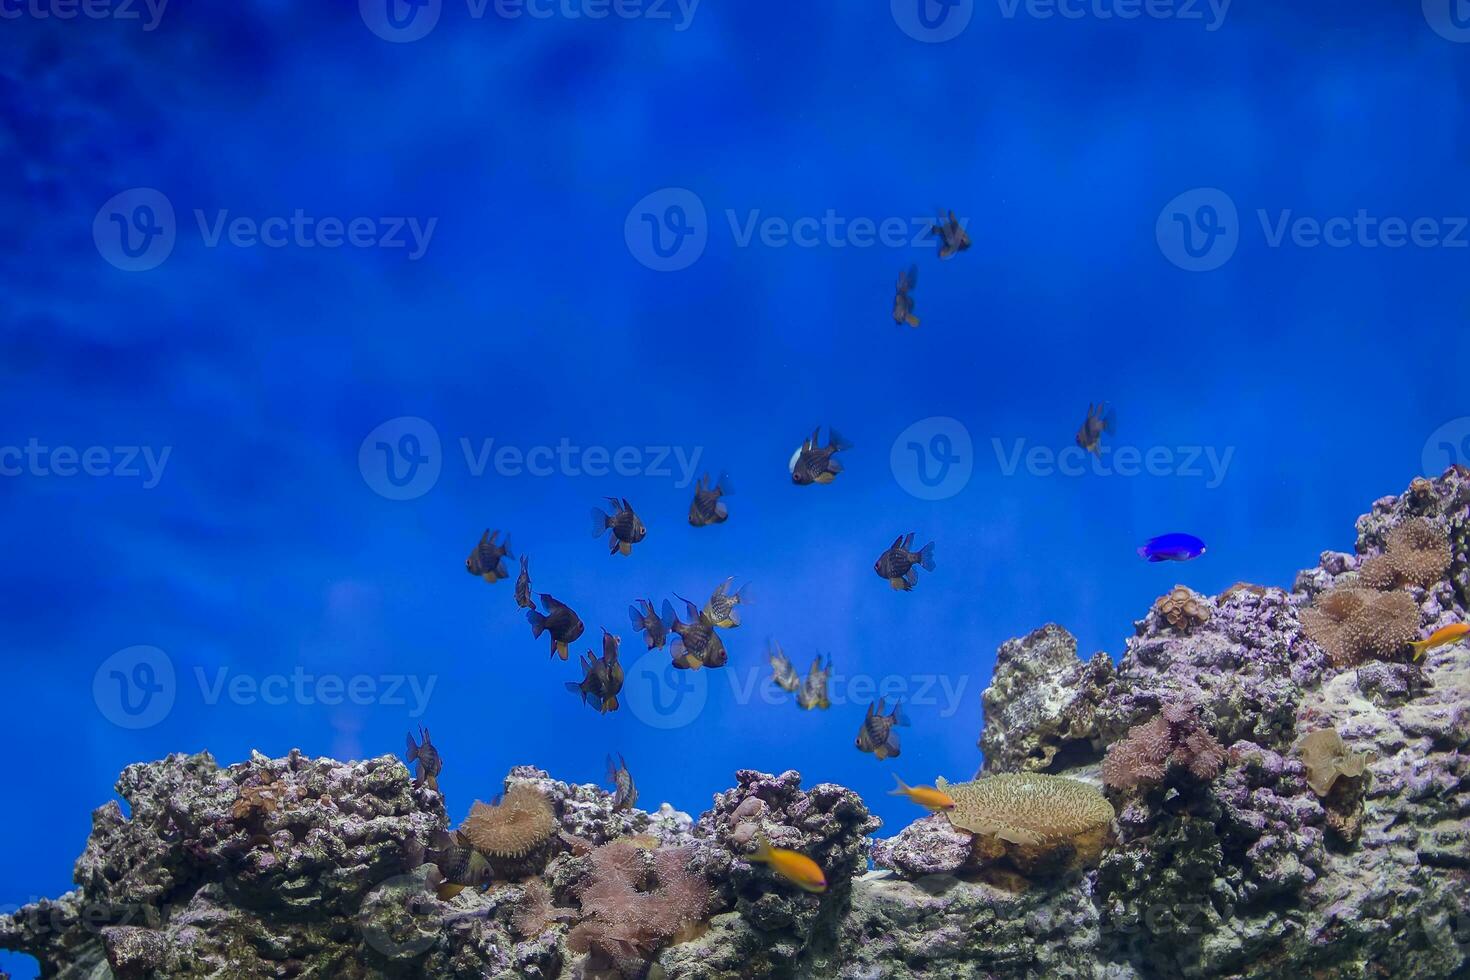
1299;585;1419;666
460;783;557;860
1152;586;1211;630
1101;701;1227;791
1358;517;1451;589
1295;728;1373;797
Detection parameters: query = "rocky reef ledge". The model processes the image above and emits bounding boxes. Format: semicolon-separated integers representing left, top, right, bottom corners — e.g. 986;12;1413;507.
6;472;1470;979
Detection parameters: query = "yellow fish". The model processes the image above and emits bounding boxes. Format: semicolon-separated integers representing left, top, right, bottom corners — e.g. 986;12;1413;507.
1409;622;1470;660
747;833;827;894
888;775;955;812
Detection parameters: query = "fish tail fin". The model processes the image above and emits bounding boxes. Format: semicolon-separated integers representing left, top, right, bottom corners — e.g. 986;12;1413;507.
749;833;772;864
502;535;513;560
716;471;734;496
827;427;853;453
660;599;679;630
888;774;911;797
405;732;419;763
564;681;583;695
606;754;617;781
628;604;645;628
1409;639;1428;659
892;700;910;727
527;609;547;637
590;507;609;535
905;313;920;327
1102;403;1116;434
918;541;936;572
1136;546;1151;560
606;696;618;711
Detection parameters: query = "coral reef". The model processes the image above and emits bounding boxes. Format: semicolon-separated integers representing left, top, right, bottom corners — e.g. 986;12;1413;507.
1153;585;1212;631
5;472;1470;978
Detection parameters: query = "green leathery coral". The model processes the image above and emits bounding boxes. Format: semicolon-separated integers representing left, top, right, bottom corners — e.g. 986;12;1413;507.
935;773;1115;846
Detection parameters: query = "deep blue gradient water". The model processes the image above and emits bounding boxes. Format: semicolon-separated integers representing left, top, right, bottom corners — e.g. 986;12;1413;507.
4;3;1470;975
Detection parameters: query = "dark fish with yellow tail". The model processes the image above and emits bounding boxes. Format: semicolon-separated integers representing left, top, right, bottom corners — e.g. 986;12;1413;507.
514;555;535;610
1075;402;1115;456
466;529;514;583
889;775;954;812
429;829;492;899
606;753;638;811
663;596;727;669
789;427;853;486
688;472;734;527
931;209;971;259
747;832;827;893
856;698;907;760
527;593;585;660
405;726;443;791
565;629;624;713
893;265;919;328
767;640;800;693
796;654;832;710
591;497;647;556
628;598;669;650
873;533;936;591
703;577;750;628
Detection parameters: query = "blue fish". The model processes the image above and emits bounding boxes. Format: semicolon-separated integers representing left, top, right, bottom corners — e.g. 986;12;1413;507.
1138;533;1206;562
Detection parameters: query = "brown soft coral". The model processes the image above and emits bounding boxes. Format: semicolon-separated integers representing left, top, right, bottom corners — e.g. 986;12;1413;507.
567;841;710;977
512;879;576;938
1300;586;1419;666
1359;517;1451;589
459;784;557;860
1101;702;1226;791
231;779;295;823
1153;586;1211;630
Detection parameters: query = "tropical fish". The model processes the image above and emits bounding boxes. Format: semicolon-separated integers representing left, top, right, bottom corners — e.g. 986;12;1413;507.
790;427;852;486
1075;402;1115;456
565;629;624;713
514;555;535;610
628;598;669;650
747;833;827;894
767;640;800;694
688;472;734;527
873;533;936;591
527;593;586;660
663;596;728;670
465;529;514;583
405;726;443;791
1409;622;1470;660
703;577;750;628
796;654;832;710
893;265;920;328
429;829;492;899
590;497;647;556
606;753;638;811
1137;533;1207;563
855;698;907;760
931;209;971;259
888;775;955;812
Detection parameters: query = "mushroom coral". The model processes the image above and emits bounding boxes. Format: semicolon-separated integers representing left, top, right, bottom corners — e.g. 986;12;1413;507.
1359;517;1451;590
1296;728;1374;797
935;773;1114;846
459;784;557;860
1299;586;1420;667
1153;586;1212;631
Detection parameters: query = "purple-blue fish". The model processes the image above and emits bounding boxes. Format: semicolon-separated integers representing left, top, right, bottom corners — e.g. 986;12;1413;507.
1138;533;1207;562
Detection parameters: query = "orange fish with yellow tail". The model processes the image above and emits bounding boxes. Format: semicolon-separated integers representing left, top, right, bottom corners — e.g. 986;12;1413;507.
1409;623;1470;660
748;833;827;894
888;775;955;812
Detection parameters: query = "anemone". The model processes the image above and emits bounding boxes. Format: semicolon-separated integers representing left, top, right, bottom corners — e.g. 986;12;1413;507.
1359;517;1451;590
1300;586;1419;667
459;784;557;859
